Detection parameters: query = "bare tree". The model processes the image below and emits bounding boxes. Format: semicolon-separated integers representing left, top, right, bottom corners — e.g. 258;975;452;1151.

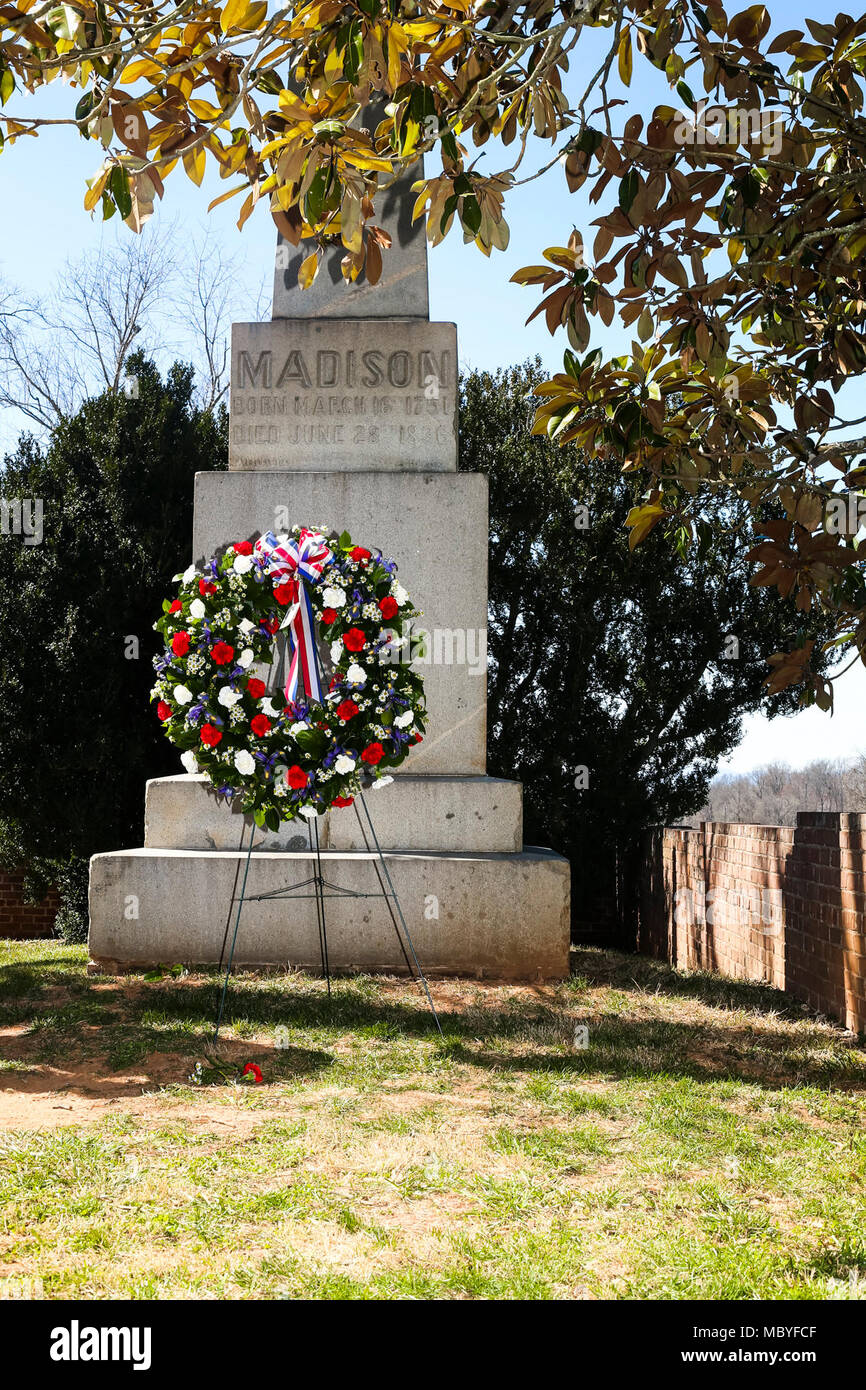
169;227;267;412
694;754;866;826
0;220;259;432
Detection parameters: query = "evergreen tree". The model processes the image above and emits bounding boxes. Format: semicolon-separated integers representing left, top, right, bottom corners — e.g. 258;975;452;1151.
0;354;227;936
459;361;838;937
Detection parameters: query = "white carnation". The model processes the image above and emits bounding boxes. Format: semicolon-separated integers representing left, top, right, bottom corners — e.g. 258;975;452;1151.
234;750;256;776
321;585;347;609
330;640;343;663
233;554;253;574
394;710;414;728
392;583;409;606
237;648;254;669
180;750;199;774
189;598;206;621
218;686;242;708
298;805;318;819
346;663;367;685
289;721;310;736
334;755;356;774
370;775;394;791
260;697;278;717
182;564;197;584
173;684;193;706
238;618;256;635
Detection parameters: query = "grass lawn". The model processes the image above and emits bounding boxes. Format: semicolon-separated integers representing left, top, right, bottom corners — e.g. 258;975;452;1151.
0;938;864;1300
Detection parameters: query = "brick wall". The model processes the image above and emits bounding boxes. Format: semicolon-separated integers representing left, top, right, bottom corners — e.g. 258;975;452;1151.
0;869;59;940
638;813;866;1034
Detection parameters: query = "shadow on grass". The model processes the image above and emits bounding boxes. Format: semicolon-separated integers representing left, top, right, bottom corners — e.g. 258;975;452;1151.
0;945;863;1097
570;947;812;1019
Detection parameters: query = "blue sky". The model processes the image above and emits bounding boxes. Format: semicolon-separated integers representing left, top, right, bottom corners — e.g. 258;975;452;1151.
1;2;862;773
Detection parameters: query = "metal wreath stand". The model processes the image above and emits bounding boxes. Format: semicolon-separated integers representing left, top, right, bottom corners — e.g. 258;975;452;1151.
212;596;442;1042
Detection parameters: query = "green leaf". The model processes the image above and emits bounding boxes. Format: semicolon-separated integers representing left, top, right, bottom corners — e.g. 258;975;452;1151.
295;728;327;756
461;195;482;235
440;192;458;234
75;90;96;124
108;165;132;219
619;171;638;215
441;130;459;162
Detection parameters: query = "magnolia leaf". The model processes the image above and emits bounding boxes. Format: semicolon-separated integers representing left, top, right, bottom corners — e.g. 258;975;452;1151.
617;29;633;86
183;146;206;187
637;307;654;342
220;0;248;34
298;250;319;289
625;503;667;549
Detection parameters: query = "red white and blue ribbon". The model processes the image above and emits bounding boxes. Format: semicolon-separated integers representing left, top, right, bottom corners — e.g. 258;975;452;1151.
253;529;332;704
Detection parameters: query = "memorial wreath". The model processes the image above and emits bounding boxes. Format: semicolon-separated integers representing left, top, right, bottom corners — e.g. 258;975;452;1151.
152;525;427;831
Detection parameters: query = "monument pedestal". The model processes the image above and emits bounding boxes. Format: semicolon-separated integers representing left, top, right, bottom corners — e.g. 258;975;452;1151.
89;845;569;980
88;197;571;980
144;774;523;854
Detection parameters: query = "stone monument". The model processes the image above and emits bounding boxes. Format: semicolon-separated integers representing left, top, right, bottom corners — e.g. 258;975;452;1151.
88;170;571;979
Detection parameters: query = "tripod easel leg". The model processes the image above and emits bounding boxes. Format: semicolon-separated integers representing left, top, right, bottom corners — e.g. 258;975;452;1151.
211;798;442;1043
309;815;331;998
214;817;257;1042
357;794;443;1037
352;801;414;978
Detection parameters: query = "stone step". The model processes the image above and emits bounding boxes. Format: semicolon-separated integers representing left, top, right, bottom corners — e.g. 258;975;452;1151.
144;773;523;853
88;847;570;981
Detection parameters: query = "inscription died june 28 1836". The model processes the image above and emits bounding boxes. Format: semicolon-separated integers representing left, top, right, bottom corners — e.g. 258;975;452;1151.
229;319;458;473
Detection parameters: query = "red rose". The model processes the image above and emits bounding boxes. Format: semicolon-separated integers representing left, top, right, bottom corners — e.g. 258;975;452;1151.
361;742;384;765
243;1062;263;1083
169;599;182;613
171;631;191;657
286;765;308;790
247;678;266;699
332;795;355;808
321;608;337;626
211;641;235;665
198;578;216;596
350;546;371;563
200;723;222;747
156;701;172;722
250;714;271;737
343;627;366;652
274;580;297;606
412;733;423;744
336;699;359;722
233;540;253;555
378;596;399;619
